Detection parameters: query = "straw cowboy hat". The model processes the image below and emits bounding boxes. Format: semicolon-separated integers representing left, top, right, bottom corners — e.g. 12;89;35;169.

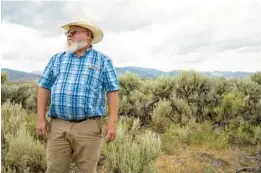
61;20;104;44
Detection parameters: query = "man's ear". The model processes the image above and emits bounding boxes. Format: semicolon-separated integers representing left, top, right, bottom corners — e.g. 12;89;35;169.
90;31;94;39
90;37;93;43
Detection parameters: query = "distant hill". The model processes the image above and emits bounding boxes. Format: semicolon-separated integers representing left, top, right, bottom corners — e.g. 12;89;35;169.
30;71;43;75
1;68;41;82
1;67;253;82
115;66;252;78
199;71;252;78
116;66;171;78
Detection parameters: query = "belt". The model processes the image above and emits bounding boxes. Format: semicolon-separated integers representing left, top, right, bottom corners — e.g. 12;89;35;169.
68;116;101;123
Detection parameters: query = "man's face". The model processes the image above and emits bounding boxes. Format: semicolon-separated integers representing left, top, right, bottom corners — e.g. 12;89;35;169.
65;26;93;52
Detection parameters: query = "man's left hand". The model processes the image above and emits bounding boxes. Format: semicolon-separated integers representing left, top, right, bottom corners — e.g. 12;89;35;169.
105;120;117;143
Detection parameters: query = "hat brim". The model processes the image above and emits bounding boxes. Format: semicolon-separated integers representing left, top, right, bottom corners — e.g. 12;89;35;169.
61;21;104;44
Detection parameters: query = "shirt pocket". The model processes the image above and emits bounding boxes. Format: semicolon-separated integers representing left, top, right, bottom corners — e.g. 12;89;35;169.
82;63;102;89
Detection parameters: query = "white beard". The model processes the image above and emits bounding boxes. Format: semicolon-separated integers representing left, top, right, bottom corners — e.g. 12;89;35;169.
66;40;88;53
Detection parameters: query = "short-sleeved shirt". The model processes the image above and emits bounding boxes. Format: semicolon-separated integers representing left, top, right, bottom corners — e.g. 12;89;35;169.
38;46;120;120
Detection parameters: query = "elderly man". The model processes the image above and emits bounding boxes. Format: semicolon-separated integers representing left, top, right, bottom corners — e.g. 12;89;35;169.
36;20;120;173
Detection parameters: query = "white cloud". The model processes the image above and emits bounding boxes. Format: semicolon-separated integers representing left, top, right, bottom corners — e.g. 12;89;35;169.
1;0;261;72
1;21;65;71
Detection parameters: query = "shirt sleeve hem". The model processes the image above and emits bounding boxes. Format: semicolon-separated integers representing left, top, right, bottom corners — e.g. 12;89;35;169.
105;87;120;92
38;83;52;91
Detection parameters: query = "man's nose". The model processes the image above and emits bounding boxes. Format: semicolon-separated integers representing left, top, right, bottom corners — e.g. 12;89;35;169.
67;36;74;41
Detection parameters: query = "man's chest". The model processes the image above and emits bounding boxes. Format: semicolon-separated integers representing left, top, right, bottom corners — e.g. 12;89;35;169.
53;54;103;89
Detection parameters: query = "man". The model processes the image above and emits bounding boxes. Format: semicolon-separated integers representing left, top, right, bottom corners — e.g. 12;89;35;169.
36;19;120;173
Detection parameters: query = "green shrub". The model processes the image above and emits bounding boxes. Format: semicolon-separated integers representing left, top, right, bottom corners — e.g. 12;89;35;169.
188;121;214;143
1;83;38;111
24;113;38;140
250;71;261;85
161;123;190;154
142;76;175;100
225;119;259;145
119;90;148;119
235;78;261;125
253;125;261;144
215;91;244;122
118;73;152;126
160;126;178;154
212;77;234;97
1;101;28;138
162;120;229;153
1;72;8;84
1;101;45;173
174;70;215;122
1;165;18;173
1;101;40;146
4;125;46;173
2;70;261;172
151;99;173;133
205;165;217;173
101;118;162;173
119;72;142;96
187;121;229;149
138;76;175;126
170;95;194;125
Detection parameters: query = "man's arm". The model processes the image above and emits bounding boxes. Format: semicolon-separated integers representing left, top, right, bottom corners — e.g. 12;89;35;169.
37;87;50;120
36;54;56;138
36;87;51;137
102;57;120;143
105;90;119;143
107;90;119;123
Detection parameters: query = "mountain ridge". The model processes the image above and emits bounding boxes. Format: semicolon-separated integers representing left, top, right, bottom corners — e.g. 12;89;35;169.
1;67;253;82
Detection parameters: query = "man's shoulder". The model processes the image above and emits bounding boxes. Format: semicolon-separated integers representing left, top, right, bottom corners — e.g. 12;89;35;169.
91;48;112;62
51;51;67;59
47;51;67;64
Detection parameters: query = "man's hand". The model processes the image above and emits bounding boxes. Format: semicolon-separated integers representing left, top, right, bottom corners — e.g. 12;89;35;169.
105;119;117;143
36;117;48;139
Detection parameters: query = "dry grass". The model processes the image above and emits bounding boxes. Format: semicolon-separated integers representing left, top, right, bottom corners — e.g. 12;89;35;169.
154;143;260;173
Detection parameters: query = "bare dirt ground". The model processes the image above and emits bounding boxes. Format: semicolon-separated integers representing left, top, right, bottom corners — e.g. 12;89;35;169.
155;144;260;173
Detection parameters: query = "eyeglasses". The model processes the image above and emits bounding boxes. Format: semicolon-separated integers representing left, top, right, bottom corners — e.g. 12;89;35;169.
64;30;88;36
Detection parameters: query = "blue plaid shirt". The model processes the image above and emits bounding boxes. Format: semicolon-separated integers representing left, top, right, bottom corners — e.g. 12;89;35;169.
38;46;120;120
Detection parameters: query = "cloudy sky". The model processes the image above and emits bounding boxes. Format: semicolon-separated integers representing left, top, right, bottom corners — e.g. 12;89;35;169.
1;0;261;72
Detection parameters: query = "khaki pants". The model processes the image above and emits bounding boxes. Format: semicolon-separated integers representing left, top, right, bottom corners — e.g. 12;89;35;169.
46;117;103;173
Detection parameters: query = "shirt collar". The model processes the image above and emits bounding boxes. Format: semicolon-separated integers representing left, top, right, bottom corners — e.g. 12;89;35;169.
83;44;93;55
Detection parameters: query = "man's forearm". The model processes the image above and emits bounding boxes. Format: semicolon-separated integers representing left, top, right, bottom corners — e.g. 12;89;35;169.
107;91;119;123
37;87;50;120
